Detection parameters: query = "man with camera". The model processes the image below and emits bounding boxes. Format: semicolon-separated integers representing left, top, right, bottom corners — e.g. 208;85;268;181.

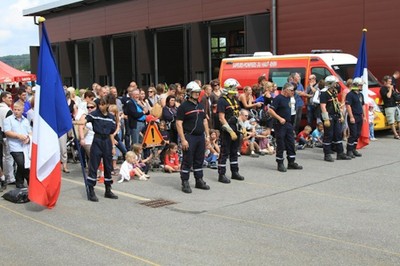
380;75;400;139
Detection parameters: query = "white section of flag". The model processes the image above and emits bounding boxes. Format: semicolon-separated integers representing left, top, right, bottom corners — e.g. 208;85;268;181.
32;84;61;182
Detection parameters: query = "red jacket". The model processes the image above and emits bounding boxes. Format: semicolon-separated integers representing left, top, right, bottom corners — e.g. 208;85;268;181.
164;152;179;167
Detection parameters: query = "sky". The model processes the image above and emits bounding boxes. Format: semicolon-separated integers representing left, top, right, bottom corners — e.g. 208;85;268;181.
0;0;55;57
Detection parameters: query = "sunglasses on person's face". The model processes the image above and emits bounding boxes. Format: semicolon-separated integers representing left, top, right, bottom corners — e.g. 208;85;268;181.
87;105;95;109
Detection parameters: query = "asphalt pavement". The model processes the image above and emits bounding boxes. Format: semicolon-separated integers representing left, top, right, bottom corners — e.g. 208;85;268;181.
1;130;400;266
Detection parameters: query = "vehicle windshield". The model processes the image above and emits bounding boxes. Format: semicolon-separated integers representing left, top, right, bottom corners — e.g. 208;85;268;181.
331;64;380;87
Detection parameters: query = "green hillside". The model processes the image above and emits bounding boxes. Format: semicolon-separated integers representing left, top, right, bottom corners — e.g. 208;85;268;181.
0;54;30;71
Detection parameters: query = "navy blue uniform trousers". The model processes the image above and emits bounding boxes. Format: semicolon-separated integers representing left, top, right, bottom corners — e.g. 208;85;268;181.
87;136;113;186
346;114;363;152
323;115;344;155
181;134;205;181
274;122;296;164
218;130;239;175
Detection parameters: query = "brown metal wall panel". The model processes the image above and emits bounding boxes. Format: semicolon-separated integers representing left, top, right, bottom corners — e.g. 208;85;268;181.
148;0;203;28
44;0;271;42
278;0;400;80
46;16;71;42
38;0;400;82
105;1;149;34
363;0;400;79
202;0;270;20
70;9;106;40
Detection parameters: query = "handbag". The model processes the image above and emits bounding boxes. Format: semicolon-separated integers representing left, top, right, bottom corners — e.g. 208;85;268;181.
151;101;163;118
2;188;30;203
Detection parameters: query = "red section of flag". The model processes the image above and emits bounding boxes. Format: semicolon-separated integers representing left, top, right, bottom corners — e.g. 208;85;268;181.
357;104;370;149
28;144;62;208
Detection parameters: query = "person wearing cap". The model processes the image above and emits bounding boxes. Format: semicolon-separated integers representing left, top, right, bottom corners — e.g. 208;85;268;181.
268;83;303;172
320;75;352;162
176;81;210;193
345;77;366;158
217;78;245;183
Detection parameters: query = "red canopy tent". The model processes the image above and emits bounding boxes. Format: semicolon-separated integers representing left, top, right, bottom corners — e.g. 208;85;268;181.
0;60;36;83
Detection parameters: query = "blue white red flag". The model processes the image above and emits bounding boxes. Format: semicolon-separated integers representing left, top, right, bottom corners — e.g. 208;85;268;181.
28;23;72;208
354;29;369;100
354;29;370;149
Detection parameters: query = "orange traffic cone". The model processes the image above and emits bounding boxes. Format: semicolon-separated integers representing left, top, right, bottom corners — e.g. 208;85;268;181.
97;161;104;183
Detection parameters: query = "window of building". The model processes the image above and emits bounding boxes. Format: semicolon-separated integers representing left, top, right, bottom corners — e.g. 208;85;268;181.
211;35;226;60
211;31;245;79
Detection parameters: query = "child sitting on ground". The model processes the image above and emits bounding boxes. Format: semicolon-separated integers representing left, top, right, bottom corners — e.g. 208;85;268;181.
296;125;313;150
204;129;219;169
132;143;152;178
240;118;261;157
255;125;275;155
164;142;180;173
118;151;149;182
311;122;324;148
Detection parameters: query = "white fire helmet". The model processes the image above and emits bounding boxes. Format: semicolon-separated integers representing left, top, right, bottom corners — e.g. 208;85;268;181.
222;78;240;95
186;81;201;95
352;77;364;86
324;75;339;87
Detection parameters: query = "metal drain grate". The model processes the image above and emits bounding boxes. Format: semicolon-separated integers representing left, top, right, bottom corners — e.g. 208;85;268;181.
140;199;177;208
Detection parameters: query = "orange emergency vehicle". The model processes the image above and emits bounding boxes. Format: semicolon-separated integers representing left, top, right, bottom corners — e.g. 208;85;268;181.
218;50;388;130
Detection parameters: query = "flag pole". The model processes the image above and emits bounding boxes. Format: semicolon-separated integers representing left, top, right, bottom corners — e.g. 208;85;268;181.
71;126;90;200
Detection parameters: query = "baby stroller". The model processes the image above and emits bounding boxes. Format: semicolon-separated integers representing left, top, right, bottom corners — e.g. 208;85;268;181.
66;136;79;163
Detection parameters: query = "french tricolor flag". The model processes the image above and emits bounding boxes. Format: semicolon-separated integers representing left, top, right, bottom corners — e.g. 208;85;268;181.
354;29;370;150
28;23;72;208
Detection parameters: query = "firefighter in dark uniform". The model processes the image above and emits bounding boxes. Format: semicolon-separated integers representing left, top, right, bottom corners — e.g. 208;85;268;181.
345;77;365;158
77;96;118;201
320;75;352;162
217;78;245;183
268;82;303;172
176;81;210;193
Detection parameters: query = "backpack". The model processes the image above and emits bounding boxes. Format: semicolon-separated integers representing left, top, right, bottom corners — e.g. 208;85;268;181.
151;99;163;118
2;188;30;204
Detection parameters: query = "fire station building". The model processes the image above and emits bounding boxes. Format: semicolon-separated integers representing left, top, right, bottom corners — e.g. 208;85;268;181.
24;0;400;91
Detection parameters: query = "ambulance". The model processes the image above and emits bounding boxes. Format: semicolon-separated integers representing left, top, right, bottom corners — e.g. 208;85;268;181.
218;50;388;130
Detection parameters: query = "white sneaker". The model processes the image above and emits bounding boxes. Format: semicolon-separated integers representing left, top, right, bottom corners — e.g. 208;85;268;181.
117;177;124;183
144;174;150;179
138;175;148;181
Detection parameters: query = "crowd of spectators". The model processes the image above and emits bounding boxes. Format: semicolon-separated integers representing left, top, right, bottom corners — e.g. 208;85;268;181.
0;69;399;193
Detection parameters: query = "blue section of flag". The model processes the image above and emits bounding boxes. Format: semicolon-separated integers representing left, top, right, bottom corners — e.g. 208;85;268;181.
353;31;367;79
37;23;72;137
